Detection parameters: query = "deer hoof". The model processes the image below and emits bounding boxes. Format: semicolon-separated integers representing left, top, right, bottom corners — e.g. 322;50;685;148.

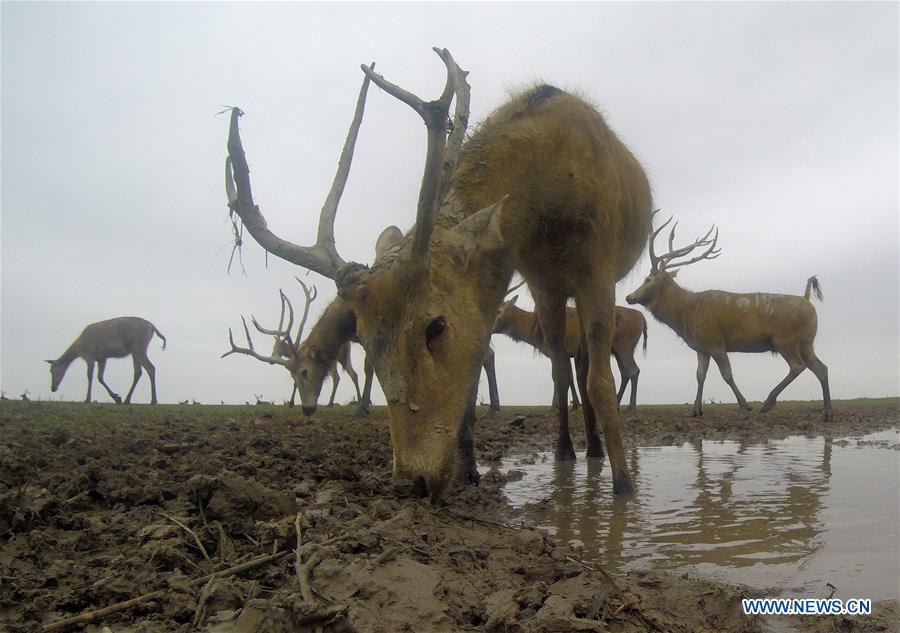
555;440;576;462
586;444;605;459
759;400;775;413
112;395;122;404
686;408;703;418
480;407;499;420
820;410;833;423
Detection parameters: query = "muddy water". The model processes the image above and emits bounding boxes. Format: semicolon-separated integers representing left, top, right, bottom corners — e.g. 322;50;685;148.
498;428;900;602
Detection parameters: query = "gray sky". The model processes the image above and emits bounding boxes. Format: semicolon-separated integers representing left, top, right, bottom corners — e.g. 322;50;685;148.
2;2;897;407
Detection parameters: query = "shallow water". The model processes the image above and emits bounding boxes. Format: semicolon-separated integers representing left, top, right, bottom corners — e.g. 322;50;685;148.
498;428;900;602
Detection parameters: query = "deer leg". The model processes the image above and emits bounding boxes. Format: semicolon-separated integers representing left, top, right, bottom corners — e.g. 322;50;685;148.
689;352;710;417
481;347;501;419
457;383;480;486
574;280;632;495
534;290;576;461
568;359;581;410
800;343;832;422
613;352;628;406
620;353;640;412
124;356;143;404
354;356;374;417
84;360;95;403
327;367;340;407
288;384;298;407
133;352;157;405
340;358;363;403
760;349;805;414
575;344;603;459
96;359;122;404
712;352;751;411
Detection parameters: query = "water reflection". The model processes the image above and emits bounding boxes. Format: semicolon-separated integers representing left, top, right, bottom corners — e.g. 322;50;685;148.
501;430;899;601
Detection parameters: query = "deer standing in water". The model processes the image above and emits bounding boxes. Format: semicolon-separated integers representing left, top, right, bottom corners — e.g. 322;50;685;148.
625;215;831;421
224;48;652;498
494;299;648;411
46;317;166;404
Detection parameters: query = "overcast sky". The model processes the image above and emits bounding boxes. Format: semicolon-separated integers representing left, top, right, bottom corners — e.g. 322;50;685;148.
2;2;897;409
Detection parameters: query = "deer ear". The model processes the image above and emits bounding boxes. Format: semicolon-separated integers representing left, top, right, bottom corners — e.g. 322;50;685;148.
449;195;508;264
670;270;679;279
45;359;54;365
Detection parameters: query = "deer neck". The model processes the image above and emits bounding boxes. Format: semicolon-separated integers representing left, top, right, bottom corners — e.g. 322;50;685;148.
309;298;357;357
648;280;696;338
56;344;81;367
503;307;544;350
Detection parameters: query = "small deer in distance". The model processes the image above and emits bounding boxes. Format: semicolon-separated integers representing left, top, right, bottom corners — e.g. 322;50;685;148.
625;214;831;421
494;299;648;411
46;317;166;404
225;48;652;498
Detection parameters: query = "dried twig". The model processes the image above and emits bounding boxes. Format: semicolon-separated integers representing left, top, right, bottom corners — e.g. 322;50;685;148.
160;511;212;565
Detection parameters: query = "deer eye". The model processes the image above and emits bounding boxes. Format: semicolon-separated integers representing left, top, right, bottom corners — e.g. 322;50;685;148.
314;352;328;368
426;317;447;346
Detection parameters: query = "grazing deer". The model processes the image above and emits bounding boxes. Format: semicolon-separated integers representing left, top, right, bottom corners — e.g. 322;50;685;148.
494;299;648;411
46;317;166;404
224;48;652;498
625;215;831;421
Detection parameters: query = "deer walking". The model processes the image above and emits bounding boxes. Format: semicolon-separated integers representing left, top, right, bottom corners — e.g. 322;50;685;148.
625;215;831;421
494;300;648;411
46;317;166;404
224;48;652;498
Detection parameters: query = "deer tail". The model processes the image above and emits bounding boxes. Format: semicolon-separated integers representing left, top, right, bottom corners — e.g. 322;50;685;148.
804;276;824;303
152;325;167;350
641;314;648;356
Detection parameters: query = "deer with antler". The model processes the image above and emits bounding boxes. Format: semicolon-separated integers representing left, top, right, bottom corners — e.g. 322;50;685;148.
46;317;166;404
222;279;363;411
224;48;652;499
625;214;831;421
494;299;648;411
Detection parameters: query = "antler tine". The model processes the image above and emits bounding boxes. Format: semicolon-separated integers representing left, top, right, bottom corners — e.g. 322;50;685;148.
225;66;374;280
505;279;526;297
362;48;470;259
294;277;318;343
663;227;722;270
648;212;674;271
250;289;295;347
221;317;291;366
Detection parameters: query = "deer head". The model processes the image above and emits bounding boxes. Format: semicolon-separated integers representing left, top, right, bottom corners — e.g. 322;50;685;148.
225;49;516;500
626;211;721;307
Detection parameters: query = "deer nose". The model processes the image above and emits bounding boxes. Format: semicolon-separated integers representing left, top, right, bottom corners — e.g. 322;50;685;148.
625;292;638;304
302;405;317;416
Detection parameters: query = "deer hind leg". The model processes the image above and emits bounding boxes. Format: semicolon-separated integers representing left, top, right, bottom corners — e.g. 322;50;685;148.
457;381;480;486
481;347;501;419
327;367;340;406
340;353;363;403
689;352;710;416
84;360;95;403
574;279;632;494
712;352;751;411
354;356;374;417
124;356;143;404
533;289;577;461
800;342;832;422
288;384;298;407
96;359;122;404
575;344;603;459
760;346;805;414
618;351;641;412
613;352;628;406
568;359;581;410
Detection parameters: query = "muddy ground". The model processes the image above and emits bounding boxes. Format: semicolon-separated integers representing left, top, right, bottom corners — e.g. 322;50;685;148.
0;398;896;633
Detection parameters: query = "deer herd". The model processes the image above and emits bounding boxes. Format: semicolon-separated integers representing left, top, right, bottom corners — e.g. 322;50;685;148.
42;48;832;500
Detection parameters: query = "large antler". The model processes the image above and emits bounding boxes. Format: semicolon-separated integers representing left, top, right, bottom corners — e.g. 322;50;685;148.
649;210;721;271
361;48;470;258
222;290;297;365
224;65;375;280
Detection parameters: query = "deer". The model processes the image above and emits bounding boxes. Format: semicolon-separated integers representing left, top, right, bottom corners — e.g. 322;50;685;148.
46;317;166;404
224;48;653;499
625;214;831;422
494;299;648;411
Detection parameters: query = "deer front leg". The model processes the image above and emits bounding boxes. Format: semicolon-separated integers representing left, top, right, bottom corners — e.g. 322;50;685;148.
84;360;95;403
288;384;298;407
712;352;751;411
327;367;340;406
688;352;710;417
96;359;122;404
574;281;632;495
457;382;480;486
124;356;143;404
575;345;603;459
534;291;576;461
353;356;374;416
481;347;501;419
760;350;805;414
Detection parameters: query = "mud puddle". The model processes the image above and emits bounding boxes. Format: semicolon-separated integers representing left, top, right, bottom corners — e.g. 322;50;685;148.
496;428;900;603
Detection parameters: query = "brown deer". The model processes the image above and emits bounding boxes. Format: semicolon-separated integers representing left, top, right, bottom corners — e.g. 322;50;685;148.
494;299;648;411
625;215;831;421
224;48;652;498
46;317;166;404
